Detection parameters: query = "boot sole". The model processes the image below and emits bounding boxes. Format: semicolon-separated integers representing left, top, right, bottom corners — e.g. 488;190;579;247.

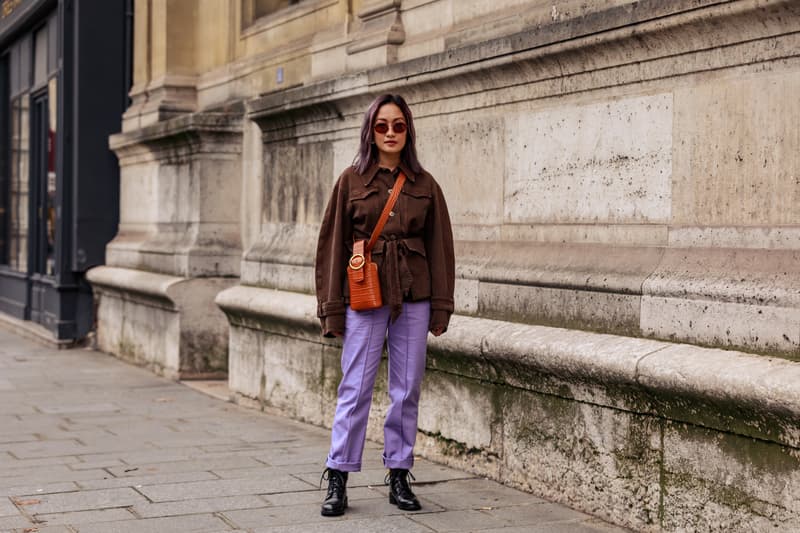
320;497;348;516
389;492;422;511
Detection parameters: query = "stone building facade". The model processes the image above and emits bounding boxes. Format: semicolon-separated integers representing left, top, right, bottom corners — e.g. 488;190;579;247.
88;1;800;530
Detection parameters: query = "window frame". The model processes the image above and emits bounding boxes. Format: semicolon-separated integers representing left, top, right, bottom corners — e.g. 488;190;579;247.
240;0;325;33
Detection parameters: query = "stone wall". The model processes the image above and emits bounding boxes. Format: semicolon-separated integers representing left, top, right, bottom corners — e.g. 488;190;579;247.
96;0;800;530
216;1;800;530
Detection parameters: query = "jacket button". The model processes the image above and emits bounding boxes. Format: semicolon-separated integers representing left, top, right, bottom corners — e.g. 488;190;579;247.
389;211;395;217
389;234;397;240
388;188;393;193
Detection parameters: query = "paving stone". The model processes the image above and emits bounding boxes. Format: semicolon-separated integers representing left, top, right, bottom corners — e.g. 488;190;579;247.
79;447;206;466
73;513;229;533
105;456;262;478
482;501;589;526
132;495;268;518
261;486;379;507
1;482;79;498
421;487;548;510
0;440;89;459
0;496;19;517
11;526;73;533
149;435;246;449
69;459;126;470
13;487;148;514
34;507;135;526
0;404;36;415
210;464;316;480
137;476;314;502
76;471;218;491
250;515;433;533
222;501;383;529
408;509;507;531
37;403;121;415
0;466;108;487
0;514;33;530
473;518;630;533
0;434;39;444
0;456;80;469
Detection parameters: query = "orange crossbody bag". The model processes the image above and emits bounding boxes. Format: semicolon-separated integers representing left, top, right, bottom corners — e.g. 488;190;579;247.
347;172;407;311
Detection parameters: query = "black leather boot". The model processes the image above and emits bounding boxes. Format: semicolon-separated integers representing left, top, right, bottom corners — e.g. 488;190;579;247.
320;468;348;516
386;468;421;511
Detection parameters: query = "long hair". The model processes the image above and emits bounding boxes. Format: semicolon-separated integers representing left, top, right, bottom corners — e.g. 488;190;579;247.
353;94;424;175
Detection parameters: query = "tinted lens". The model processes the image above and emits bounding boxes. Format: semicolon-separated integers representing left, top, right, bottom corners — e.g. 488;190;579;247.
392;122;407;134
374;123;389;134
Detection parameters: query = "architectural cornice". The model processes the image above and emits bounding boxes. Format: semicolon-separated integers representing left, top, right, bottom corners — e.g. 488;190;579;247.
247;0;799;123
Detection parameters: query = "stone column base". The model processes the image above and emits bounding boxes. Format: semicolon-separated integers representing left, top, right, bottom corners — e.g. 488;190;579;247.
87;266;236;380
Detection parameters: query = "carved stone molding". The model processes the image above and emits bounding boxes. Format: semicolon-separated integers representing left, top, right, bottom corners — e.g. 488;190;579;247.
109;112;244;279
346;0;404;64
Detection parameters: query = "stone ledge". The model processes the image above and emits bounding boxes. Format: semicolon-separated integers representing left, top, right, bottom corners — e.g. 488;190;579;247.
215;284;800;449
110;112;243;152
86;266;183;309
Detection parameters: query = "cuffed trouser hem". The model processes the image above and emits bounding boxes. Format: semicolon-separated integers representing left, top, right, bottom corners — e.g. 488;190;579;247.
382;454;414;470
326;457;362;472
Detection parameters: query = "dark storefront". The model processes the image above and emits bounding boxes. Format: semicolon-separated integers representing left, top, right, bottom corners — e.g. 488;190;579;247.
0;0;131;341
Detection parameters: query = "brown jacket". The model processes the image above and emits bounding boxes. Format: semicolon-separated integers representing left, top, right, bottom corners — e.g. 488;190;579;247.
315;162;455;337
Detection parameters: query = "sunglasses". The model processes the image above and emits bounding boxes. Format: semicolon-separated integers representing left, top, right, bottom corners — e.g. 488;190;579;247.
374;122;407;135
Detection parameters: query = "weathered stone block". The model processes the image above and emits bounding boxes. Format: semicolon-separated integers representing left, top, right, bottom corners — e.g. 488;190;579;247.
641;247;800;357
672;72;800;226
661;422;800;532
501;389;662;531
504;94;672;224
89;267;234;379
228;326;263;403
416;114;505;225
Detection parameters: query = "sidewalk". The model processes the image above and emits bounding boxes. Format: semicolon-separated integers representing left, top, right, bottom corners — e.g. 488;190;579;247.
0;328;628;533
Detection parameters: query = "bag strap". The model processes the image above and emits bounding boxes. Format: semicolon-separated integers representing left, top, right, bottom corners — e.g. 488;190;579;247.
365;171;407;253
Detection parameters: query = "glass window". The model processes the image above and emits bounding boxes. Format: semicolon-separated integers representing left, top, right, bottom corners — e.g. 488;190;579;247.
254;0;301;18
0;56;7;264
45;77;57;275
9;94;30;272
243;0;303;26
34;25;47;88
47;14;57;75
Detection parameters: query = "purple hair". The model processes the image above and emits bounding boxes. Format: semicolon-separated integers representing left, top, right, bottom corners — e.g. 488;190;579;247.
353;94;424;176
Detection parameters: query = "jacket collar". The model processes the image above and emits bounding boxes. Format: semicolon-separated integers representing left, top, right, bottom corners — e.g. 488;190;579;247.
362;160;416;186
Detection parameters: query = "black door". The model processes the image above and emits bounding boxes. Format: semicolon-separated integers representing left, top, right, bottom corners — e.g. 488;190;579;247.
28;88;54;326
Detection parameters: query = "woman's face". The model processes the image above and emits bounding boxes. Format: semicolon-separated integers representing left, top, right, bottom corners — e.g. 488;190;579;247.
373;103;407;158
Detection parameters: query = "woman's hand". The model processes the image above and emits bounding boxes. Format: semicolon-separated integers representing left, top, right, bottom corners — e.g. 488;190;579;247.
430;327;444;337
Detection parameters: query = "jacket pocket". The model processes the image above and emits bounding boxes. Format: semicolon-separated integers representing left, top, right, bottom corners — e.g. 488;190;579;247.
400;189;432;231
349;188;380;229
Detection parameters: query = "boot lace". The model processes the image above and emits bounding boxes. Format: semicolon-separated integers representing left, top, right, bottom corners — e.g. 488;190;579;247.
320;468;346;498
385;468;416;495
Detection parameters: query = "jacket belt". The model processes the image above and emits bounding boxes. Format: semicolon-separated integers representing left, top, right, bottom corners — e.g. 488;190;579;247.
382;237;419;323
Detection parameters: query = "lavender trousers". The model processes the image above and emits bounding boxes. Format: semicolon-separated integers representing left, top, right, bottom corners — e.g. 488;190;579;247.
326;301;430;472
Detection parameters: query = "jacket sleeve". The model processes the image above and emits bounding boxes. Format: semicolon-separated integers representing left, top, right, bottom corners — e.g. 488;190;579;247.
425;179;456;333
315;173;352;337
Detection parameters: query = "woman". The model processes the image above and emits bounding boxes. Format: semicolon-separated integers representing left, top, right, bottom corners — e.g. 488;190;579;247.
315;94;455;516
